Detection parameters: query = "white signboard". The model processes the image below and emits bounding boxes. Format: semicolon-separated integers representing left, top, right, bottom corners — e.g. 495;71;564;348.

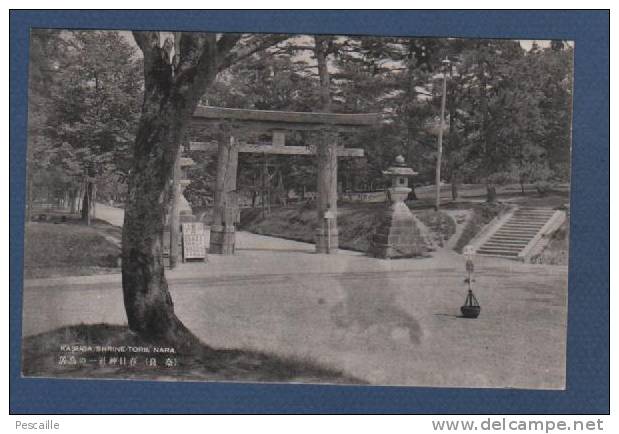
182;223;206;260
463;245;475;257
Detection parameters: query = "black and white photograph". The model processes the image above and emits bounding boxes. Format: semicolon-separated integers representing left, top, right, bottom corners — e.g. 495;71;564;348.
21;28;573;390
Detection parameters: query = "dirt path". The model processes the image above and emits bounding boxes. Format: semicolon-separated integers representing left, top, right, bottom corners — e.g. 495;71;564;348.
443;209;473;250
28;203;566;389
95;203;124;227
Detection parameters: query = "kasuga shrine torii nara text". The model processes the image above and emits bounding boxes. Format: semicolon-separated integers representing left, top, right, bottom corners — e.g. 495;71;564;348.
165;106;383;265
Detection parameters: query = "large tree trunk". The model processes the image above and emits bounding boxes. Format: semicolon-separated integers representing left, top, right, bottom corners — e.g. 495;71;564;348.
451;181;459;200
450;172;460;200
91;183;97;219
81;181;93;224
69;187;78;214
122;31;286;343
121;97;190;341
486;183;497;203
121;37;201;342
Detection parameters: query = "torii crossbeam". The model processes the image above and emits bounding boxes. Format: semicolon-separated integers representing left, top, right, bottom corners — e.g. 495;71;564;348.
170;106;382;260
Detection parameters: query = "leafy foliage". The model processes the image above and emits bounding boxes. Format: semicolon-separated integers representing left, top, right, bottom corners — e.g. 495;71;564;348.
197;36;573;203
28;30;143;204
29;32;573;208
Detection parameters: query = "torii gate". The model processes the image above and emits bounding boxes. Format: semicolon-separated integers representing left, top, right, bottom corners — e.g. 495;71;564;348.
172;106;382;259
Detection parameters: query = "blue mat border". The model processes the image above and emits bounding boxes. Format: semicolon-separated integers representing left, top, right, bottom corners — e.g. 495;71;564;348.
9;10;609;414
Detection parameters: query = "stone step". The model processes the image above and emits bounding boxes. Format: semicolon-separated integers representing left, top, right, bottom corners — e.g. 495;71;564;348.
512;214;555;219
486;237;529;242
509;217;552;222
473;208;557;259
489;239;532;245
493;232;535;241
500;227;544;233
480;246;523;253
477;249;519;256
513;211;555;215
491;234;533;239
496;226;540;232
510;214;551;219
484;238;529;247
509;215;553;220
478;246;521;253
494;230;538;237
493;237;535;243
512;211;554;214
494;229;538;234
502;223;546;229
481;241;524;248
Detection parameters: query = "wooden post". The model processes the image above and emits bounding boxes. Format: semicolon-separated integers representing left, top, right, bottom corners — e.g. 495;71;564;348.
262;153;267;218
169;149;181;268
91;183;97;220
209;133;238;255
315;134;339;253
435;71;447;212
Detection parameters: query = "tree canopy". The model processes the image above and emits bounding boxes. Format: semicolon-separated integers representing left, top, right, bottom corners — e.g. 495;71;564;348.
29;31;573;208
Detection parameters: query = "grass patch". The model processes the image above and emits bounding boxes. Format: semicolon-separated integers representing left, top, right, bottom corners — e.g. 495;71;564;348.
530;220;570;266
240;202;450;253
413;210;456;247
24;218;121;279
498;189;570;209
22;324;362;384
453;202;510;253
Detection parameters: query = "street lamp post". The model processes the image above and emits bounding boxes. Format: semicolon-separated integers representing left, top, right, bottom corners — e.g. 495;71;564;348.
435;58;450;212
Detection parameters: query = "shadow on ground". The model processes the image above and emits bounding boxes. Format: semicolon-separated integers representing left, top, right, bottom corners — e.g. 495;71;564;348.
22;324;364;385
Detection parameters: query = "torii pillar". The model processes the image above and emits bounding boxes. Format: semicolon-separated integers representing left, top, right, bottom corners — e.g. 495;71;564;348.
315;136;339;253
209;133;239;255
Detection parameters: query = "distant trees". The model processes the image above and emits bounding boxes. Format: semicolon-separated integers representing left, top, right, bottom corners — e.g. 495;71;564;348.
30;31;573;217
194;36;572;205
27;30;143;222
448;40;573;200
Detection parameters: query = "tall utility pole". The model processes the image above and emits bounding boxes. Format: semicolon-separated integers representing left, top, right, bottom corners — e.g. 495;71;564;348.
435;58;450;212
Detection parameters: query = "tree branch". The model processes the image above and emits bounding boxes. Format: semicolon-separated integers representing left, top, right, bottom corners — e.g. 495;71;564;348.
132;31;160;60
172;33;218;107
217;34;291;72
175;33;210;79
216;33;242;57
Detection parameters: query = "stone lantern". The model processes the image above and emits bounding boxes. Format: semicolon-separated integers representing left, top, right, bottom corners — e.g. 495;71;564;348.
369;155;425;258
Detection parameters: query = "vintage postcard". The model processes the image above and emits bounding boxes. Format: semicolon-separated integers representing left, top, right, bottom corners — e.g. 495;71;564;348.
21;29;573;389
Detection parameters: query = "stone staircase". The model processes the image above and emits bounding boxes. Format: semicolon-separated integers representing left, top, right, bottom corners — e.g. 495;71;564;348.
476;207;559;259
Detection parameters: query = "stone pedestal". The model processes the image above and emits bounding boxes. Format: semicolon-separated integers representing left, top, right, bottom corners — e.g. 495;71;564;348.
369;156;425;259
163;204;196;267
369;198;424;258
166;151;198;268
209;224;235;255
315;226;339;254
